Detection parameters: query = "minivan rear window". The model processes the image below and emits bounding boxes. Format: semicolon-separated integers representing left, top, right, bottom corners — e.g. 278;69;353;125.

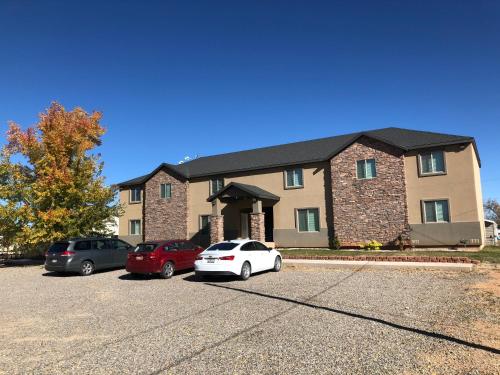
48;242;69;253
134;243;158;253
206;242;238;251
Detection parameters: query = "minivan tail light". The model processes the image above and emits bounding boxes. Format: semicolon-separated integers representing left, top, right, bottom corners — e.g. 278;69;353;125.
219;256;235;261
60;250;75;256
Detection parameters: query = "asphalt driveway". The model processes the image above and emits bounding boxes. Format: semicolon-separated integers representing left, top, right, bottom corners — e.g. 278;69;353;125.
0;265;498;374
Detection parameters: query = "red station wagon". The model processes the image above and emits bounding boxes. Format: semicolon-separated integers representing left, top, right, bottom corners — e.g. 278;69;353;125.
126;240;204;279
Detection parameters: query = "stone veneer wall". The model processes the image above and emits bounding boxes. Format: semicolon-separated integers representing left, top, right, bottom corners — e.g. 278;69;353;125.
144;168;188;241
249;213;265;242
331;137;409;246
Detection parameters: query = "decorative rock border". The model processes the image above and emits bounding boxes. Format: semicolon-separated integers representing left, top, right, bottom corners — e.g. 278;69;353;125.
282;255;479;264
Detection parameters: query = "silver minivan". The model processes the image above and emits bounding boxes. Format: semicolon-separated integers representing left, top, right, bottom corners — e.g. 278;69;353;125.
44;238;133;276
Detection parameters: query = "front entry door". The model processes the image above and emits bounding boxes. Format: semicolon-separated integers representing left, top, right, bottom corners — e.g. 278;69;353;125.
240;213;249;239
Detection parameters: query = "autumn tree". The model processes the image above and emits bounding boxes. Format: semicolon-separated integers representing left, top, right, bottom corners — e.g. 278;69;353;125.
0;102;122;253
484;198;500;225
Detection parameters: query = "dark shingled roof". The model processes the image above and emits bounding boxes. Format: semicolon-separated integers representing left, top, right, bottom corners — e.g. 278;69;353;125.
207;182;281;202
116;127;477;186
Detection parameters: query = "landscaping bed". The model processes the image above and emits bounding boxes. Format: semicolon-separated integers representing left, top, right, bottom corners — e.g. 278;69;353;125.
279;246;500;264
282;254;479;264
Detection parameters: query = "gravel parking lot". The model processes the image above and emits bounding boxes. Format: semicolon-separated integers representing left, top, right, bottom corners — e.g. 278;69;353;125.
0;264;498;374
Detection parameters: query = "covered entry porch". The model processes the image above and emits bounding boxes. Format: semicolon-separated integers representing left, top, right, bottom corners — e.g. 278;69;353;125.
207;182;280;244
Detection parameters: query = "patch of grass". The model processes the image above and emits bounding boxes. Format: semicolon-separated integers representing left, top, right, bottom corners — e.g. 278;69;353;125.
279;246;500;264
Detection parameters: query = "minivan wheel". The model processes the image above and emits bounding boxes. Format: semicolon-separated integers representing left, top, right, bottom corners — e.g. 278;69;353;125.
80;261;95;276
273;256;282;272
160;261;175;279
240;262;251;281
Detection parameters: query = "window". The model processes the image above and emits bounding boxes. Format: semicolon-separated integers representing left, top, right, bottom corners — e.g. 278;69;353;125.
160;183;172;199
74;241;91;251
254;242;269;250
419;151;446;175
423;200;450;223
356;159;377;179
130;187;142;203
130;219;141;235
241;242;256;251
211;178;224;195
206;242;238;251
92;240;107;250
111;239;129;250
285;168;303;188
199;215;211;235
297;208;320;232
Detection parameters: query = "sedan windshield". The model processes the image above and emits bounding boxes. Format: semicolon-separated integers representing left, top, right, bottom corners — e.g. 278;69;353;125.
206;242;238;251
134;243;158;253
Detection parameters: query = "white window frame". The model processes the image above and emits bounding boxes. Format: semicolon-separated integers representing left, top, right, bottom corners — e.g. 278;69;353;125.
129;187;142;203
284;168;304;189
418;150;447;176
210;178;224;195
421;199;451;223
295;208;320;233
160;183;172;199
129;219;142;235
356;159;377;180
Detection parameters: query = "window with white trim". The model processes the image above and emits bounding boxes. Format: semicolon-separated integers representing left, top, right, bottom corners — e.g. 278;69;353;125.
423;200;450;223
211;178;224;195
129;219;141;235
297;208;320;232
419;151;446;175
285;168;303;188
160;183;172;199
130;187;142;203
356;159;377;179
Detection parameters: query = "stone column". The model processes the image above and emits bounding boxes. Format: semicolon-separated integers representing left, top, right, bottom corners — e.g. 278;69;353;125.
210;198;224;244
250;198;265;242
249;213;265;242
210;215;224;244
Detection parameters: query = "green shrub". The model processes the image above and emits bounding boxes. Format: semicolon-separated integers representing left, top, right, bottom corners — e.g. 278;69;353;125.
331;235;341;250
359;240;383;250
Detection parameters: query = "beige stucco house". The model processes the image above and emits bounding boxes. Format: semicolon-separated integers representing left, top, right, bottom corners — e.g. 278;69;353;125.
116;127;485;249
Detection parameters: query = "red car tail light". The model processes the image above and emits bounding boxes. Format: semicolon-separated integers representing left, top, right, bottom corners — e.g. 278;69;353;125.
219;255;235;261
60;250;75;256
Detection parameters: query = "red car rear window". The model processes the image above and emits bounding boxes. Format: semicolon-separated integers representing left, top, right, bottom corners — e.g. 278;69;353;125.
134;243;158;253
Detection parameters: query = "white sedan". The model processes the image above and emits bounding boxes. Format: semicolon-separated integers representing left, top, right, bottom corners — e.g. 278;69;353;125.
194;239;282;280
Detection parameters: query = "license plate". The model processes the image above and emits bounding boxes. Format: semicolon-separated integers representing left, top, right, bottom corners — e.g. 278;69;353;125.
136;256;143;261
51;259;57;263
207;258;215;263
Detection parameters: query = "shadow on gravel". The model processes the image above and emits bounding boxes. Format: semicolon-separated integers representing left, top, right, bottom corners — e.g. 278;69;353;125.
183;270;271;283
206;283;500;356
1;259;44;267
42;267;125;277
119;268;193;281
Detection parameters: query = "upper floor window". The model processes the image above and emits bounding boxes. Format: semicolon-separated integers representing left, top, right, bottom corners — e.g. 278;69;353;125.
422;200;450;223
160;183;172;199
297;208;320;232
285;168;303;188
211;178;224;195
130;187;142;203
419;151;446;175
357;159;377;179
129;219;141;235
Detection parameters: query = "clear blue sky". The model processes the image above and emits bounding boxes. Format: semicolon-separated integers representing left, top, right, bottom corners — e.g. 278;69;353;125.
0;1;498;200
